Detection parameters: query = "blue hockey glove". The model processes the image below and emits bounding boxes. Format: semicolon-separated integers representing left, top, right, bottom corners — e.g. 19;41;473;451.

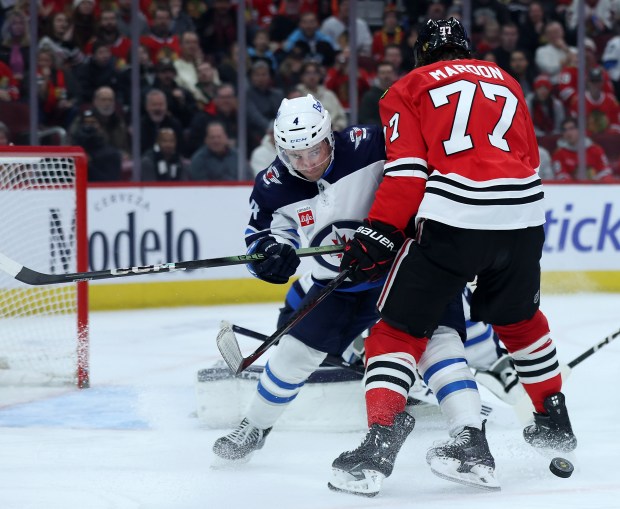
340;220;405;283
248;237;301;284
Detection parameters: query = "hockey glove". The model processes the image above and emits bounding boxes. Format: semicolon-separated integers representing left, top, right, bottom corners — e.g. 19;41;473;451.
248;237;301;284
340;220;405;283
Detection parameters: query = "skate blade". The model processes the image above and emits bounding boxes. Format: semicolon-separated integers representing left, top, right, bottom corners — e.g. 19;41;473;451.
328;468;385;497
428;458;501;491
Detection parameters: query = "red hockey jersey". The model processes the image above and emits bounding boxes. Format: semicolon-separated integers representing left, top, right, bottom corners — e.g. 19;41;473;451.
372;58;544;231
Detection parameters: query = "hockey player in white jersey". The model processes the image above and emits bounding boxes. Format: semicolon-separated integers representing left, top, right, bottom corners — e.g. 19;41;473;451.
212;95;499;492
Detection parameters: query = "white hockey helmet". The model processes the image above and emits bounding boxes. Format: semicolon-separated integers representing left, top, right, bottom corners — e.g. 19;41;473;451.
273;94;335;178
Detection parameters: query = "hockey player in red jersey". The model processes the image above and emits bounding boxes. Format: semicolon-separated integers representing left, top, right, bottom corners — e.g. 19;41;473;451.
329;18;577;497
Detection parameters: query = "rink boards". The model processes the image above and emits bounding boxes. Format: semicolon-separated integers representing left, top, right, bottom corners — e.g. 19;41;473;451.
4;182;618;309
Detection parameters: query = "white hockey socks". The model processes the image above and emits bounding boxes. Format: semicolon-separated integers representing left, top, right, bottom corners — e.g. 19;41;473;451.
246;334;327;430
419;326;482;436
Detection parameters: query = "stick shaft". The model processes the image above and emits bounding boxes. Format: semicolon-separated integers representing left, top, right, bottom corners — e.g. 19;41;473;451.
0;244;343;286
238;267;354;371
567;328;620;369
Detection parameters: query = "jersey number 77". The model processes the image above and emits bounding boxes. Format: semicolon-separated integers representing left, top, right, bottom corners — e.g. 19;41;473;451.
386;79;519;156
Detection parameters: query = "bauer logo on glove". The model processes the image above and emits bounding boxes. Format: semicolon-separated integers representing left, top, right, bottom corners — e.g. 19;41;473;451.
355;225;397;251
340;220;405;283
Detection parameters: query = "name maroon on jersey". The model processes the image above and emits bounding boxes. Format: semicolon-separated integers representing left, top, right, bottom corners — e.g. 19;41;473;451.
370;59;545;231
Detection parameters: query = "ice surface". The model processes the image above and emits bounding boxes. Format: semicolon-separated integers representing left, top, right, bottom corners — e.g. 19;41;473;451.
0;294;619;509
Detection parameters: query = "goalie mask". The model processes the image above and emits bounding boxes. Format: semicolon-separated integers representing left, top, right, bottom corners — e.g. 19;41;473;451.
274;94;335;182
414;17;471;68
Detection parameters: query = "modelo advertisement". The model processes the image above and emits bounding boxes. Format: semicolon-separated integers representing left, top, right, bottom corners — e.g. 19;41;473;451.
87;185;250;284
84;184;620;285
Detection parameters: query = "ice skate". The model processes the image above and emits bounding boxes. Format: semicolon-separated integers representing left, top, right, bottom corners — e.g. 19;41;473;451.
426;421;501;491
328;411;415;497
523;392;577;453
473;354;525;405
212;418;272;465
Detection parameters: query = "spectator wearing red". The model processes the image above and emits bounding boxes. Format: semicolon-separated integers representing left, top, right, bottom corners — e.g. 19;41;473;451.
569;67;620;135
526;74;565;136
35;45;80;128
324;45;370;109
140;5;180;65
84;8;131;68
557;40;614;106
0;60;19;102
371;5;405;62
552;117;616;181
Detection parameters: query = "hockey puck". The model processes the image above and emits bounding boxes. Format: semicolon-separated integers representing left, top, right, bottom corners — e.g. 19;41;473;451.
549;457;574;478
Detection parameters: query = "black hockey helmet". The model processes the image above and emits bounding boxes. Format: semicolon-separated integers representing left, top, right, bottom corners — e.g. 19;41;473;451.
413;18;471;68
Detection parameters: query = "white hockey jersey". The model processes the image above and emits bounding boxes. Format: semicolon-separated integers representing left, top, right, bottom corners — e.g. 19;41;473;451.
246;125;386;290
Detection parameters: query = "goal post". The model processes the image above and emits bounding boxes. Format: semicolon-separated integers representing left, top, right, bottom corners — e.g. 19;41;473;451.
0;146;89;387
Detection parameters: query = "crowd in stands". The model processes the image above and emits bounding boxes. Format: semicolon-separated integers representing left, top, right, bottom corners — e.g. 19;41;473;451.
0;0;619;183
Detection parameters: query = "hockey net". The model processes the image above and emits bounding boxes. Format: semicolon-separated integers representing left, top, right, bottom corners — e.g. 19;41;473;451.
0;147;89;387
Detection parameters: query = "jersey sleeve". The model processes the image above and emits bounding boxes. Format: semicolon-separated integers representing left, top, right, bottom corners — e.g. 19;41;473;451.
367;85;427;231
245;174;301;249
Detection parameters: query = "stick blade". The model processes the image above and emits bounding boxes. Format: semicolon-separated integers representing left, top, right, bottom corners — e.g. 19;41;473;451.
216;322;244;374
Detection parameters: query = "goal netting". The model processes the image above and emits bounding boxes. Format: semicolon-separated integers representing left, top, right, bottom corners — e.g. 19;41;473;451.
0;147;89;387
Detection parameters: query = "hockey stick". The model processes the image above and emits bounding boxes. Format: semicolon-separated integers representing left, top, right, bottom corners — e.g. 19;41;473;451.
216;267;354;373
565;327;620;371
0;244;344;286
227;323;364;375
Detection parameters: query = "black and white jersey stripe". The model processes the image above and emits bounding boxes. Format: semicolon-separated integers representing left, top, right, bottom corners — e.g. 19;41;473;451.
384;157;546;230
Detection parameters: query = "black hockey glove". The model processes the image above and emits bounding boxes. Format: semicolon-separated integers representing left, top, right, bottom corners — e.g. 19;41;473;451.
249;237;301;284
340;220;405;283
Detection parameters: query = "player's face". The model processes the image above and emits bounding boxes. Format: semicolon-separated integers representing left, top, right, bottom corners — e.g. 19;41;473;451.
285;140;331;181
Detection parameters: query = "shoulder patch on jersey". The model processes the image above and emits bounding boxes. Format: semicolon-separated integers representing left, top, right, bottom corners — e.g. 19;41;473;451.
296;205;315;227
349;127;368;150
262;165;283;186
